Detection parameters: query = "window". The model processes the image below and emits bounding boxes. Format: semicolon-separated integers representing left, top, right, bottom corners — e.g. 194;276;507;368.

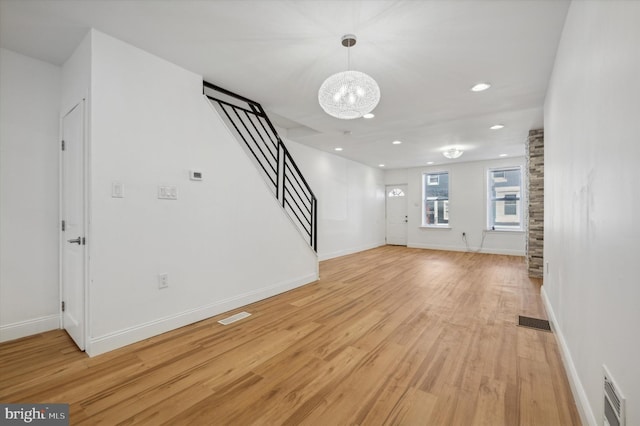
423;172;449;226
493;171;506;181
388;188;405;197
488;167;522;230
503;194;517;215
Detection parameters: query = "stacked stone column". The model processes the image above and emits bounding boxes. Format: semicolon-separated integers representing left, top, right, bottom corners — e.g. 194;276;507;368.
526;129;544;277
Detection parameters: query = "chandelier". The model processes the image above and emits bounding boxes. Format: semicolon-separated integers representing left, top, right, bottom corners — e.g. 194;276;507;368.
318;35;380;120
443;148;464;159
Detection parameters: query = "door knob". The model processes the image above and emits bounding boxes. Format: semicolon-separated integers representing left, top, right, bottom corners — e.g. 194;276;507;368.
67;237;82;245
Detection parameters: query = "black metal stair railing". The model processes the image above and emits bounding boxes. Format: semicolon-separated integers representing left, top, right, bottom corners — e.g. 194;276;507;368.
203;81;317;252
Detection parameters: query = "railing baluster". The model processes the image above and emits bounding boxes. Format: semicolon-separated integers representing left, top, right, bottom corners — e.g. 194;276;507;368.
282;150;287;209
284;186;312;226
204;81;317;253
245;112;277;162
216;103;277;189
233;108;276;175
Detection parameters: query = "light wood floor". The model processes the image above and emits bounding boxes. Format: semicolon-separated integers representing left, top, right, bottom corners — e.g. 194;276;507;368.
0;246;581;425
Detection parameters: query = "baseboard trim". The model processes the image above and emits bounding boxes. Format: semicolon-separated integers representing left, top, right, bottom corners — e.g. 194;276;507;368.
541;285;597;426
407;242;524;256
87;272;317;357
318;241;385;261
0;314;60;343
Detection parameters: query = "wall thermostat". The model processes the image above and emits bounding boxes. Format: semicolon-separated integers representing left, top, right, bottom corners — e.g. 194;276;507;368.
189;170;203;181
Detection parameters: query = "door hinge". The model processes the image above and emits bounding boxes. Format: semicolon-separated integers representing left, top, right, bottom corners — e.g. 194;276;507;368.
61;301;65;312
82;237;86;245
61;220;66;231
61;140;65;151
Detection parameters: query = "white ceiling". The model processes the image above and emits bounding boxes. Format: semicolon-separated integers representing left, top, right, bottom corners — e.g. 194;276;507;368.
0;0;570;169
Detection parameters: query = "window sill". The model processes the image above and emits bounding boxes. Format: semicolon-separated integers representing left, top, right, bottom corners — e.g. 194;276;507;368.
485;228;524;234
420;226;452;230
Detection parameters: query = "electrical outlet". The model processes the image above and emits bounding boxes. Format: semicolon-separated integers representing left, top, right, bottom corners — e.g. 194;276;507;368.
158;273;169;289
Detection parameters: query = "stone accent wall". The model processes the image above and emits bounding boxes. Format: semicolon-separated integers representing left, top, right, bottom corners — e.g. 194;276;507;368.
526;129;544;277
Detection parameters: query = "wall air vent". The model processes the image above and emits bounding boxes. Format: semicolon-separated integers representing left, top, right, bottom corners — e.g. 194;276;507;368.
218;311;251;325
517;315;551;332
603;365;625;426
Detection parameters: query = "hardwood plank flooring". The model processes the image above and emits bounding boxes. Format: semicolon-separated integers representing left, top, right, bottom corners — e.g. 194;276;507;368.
0;246;581;425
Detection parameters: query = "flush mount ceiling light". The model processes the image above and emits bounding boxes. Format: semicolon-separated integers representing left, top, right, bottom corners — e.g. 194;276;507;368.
334;147;343;151
490;124;505;130
392;140;402;145
443;148;464;159
318;35;380;120
471;82;491;92
363;113;375;119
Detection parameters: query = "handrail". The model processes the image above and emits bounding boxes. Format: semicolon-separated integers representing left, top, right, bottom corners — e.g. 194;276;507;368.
204;81;261;108
204;81;317;252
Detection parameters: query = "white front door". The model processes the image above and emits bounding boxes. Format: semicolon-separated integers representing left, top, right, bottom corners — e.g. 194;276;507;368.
61;101;86;350
386;184;408;246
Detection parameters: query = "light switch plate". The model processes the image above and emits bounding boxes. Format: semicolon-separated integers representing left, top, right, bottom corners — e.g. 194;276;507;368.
112;182;124;198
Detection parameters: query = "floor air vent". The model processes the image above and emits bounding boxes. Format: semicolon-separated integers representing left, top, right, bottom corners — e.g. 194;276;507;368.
218;311;251;325
604;365;625;426
517;315;551;332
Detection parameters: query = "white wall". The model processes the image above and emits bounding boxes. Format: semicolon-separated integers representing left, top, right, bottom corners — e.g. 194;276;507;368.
386;157;527;255
284;139;385;260
61;31;91;116
543;2;640;425
63;30;318;355
0;48;62;341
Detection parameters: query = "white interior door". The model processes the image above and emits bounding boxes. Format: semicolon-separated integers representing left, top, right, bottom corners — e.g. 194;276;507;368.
61;101;86;350
386;184;408;246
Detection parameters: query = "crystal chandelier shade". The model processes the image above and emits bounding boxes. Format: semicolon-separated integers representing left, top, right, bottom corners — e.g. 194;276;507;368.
318;35;380;120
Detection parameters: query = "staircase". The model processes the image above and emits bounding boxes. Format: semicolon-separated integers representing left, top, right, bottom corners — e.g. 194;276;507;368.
203;81;317;252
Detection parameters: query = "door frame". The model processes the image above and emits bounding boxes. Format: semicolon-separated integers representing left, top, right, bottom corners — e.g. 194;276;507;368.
385;183;408;246
59;97;90;352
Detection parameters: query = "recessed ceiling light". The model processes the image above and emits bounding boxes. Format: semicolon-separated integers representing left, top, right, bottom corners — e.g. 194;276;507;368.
334;147;343;151
471;82;491;92
392;140;402;145
490;124;505;130
378;164;385;167
427;161;434;165
499;153;508;157
363;113;375;119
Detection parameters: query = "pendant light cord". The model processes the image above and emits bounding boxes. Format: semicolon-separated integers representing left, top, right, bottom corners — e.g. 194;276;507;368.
342;35;355;71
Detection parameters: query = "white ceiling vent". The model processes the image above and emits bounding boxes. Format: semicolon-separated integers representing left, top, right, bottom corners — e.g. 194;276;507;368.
603;365;625;426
